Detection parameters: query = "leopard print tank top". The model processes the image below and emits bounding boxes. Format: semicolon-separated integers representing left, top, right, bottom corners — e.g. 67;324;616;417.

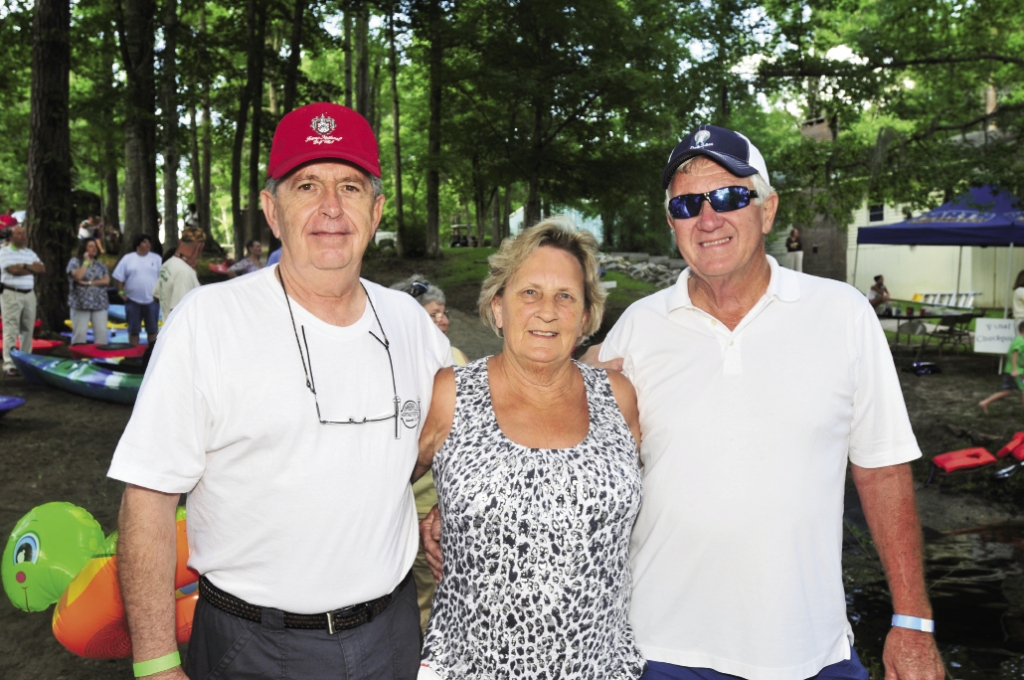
421;358;645;679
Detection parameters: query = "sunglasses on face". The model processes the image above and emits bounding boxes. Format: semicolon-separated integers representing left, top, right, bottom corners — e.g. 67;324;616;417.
668;186;759;220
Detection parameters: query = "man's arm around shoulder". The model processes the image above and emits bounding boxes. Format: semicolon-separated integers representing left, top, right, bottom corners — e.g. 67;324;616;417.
852;463;945;680
118;484;188;679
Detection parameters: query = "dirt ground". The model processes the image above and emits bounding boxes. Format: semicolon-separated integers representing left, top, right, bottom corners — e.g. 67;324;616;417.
1;262;1022;678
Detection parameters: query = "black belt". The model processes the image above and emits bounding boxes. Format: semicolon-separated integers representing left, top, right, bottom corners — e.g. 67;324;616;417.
4;287;32;294
198;574;404;634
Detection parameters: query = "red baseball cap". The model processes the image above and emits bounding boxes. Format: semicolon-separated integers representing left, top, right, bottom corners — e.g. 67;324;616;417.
266;103;381;180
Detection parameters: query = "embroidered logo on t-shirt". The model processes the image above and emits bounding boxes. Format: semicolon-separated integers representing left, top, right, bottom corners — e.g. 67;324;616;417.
400;399;421;429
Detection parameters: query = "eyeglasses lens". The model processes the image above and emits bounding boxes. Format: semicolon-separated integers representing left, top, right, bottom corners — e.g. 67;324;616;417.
669;186;753;219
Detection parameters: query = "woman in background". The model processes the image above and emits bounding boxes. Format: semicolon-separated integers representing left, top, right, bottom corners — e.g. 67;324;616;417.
784;227;803;272
391;274;468;633
66;239;110;345
226;239;263;278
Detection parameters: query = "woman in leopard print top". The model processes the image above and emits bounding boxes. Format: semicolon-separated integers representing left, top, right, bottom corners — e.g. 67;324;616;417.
413;218;645;679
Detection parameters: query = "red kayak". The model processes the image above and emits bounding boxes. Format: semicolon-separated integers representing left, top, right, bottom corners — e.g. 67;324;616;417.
15;338;62;355
933;448;997;473
69;343;148;360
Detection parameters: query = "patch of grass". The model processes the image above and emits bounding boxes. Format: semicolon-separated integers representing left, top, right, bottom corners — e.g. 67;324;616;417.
601;271;660;307
435;247;497;292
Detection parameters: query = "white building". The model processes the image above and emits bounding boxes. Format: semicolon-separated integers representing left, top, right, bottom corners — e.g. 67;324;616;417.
508;206;604;243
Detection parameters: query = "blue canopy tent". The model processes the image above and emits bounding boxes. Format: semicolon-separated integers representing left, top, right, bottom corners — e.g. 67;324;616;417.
854;187;1024;317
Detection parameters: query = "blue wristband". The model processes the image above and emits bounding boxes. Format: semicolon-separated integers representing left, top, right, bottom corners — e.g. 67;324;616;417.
892;614;935;632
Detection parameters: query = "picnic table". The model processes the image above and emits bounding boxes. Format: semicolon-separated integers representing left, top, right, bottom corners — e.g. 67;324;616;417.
885;311;984;354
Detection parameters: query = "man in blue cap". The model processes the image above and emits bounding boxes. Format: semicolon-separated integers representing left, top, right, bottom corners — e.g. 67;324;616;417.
580;125;945;680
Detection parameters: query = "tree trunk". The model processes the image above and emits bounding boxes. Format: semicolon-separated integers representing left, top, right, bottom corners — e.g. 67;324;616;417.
370;51;383;136
425;0;443;257
343;11;353;108
189;97;202;218
162;0;179;250
267;80;279;117
26;0;72;330
101;28;120;244
502;185;512;239
489;187;500;247
524;100;543;227
200;38;212;237
388;11;405;255
355;4;370;119
231;88;251;261
119;0;158;253
282;0;305;115
247;0;268;246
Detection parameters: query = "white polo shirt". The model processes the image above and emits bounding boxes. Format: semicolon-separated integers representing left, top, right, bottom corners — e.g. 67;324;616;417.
109;267;452;613
0;244;41;289
600;256;920;680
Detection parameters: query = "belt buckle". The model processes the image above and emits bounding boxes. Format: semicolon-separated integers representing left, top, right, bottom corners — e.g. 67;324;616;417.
325;602;372;635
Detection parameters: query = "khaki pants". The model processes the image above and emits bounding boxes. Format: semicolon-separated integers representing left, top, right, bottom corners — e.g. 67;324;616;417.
2;288;36;371
70;308;108;345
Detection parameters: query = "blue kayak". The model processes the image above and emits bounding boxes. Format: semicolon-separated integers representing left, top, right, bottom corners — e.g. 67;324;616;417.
10;350;141;405
0;395;25;420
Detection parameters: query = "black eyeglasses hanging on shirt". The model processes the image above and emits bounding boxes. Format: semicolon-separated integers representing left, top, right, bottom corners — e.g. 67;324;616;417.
277;268;400;438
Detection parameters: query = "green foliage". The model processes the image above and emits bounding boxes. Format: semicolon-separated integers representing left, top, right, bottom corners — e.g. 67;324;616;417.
3;0;1021;261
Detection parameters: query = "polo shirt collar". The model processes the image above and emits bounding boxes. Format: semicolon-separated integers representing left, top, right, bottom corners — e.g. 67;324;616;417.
667;255;801;314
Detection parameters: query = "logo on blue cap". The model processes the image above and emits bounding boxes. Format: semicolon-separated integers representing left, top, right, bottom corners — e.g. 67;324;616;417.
693;130;711;146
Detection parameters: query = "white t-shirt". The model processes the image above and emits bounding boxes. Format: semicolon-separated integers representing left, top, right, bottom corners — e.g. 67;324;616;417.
0;244;41;289
1013;287;1024;319
600;256;921;680
153;255;201;319
108;266;452;613
112;251;163;304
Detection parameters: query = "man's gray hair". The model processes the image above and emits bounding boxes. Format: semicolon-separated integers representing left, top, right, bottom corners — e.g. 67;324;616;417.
663;156;776;215
265;171;384;200
391;274;446;307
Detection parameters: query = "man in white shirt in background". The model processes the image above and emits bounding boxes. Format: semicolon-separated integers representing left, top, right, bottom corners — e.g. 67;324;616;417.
112;234;163;345
0;225;45;376
110;102;450;680
580;125;944;680
153;226;205;320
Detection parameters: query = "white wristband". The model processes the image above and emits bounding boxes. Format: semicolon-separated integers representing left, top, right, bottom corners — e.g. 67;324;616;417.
892;614;934;632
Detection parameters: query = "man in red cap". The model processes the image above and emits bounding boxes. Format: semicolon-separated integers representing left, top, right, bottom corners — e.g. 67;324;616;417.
111;103;451;679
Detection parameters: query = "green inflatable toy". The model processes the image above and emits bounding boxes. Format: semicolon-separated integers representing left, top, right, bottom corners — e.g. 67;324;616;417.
2;502;107;612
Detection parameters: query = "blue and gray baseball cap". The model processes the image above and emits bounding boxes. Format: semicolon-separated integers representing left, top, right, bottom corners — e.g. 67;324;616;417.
661;124;769;189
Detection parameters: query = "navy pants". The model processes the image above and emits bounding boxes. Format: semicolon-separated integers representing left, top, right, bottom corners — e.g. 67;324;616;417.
124;298;159;337
642;647;869;680
184;575;421;680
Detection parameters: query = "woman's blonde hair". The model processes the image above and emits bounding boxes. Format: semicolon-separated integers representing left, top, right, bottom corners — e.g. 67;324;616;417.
478;216;606;338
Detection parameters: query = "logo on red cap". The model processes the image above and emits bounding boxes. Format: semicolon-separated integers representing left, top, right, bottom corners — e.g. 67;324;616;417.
306;113;344;145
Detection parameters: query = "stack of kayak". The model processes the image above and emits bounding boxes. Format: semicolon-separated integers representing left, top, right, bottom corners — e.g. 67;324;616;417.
14;338;63;355
69;343;148;361
0;395;25;420
9;350;142;405
61;329;149;344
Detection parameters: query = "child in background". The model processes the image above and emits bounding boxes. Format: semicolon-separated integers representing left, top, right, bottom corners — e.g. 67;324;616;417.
979;319;1024;414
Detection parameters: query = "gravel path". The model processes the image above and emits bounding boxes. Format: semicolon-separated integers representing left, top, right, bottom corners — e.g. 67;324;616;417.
447;308;503;361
